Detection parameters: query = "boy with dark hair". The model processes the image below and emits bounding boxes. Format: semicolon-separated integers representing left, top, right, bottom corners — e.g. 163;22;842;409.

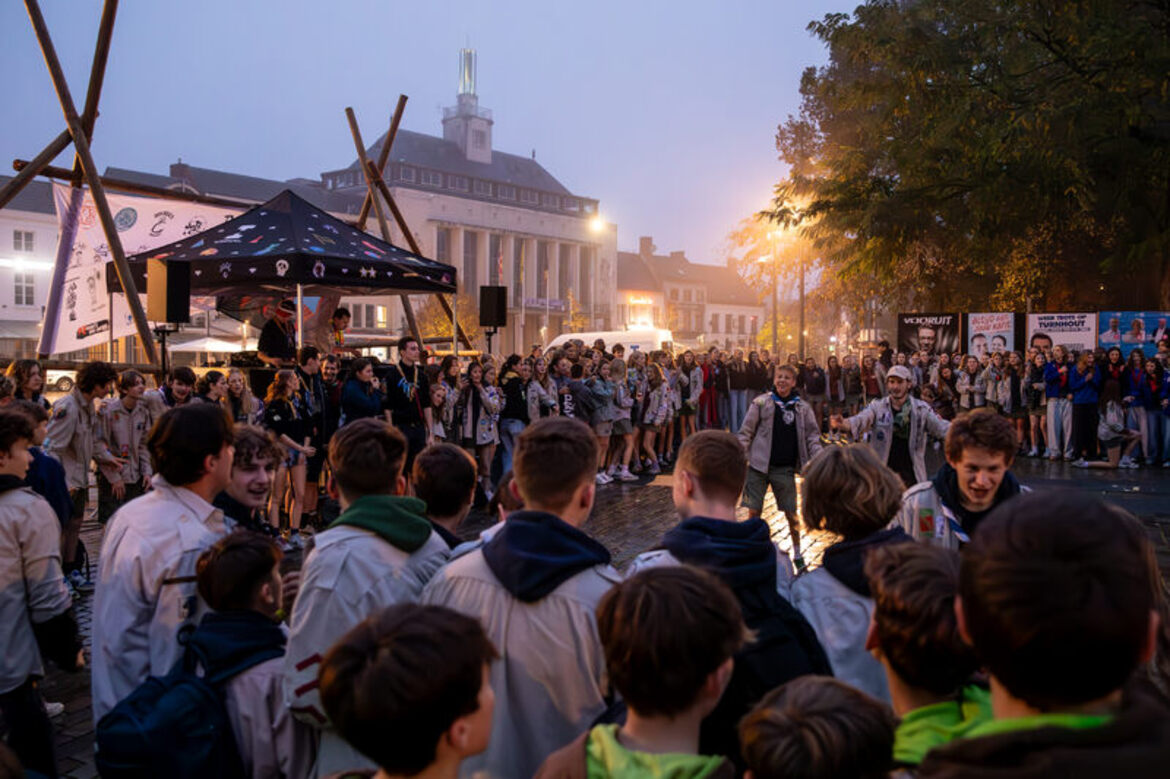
629;430;830;766
422;417;621;779
413;442;478;548
284;418;450;776
91;403;237;720
0;409;83;777
319;603;497;778
144;365;196;421
919;492;1170;776
897;408;1026;549
296;346;327;523
46;359;119;592
186;531;315;778
739;676;897;779
538;566;746;778
214;424;285;537
863;543;990;767
95;370;152;525
383;334;433;474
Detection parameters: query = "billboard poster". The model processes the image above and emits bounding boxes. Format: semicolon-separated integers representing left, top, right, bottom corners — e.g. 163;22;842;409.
1025;313;1097;354
1097;311;1170;350
44;183;239;355
966;313;1015;358
897;313;960;356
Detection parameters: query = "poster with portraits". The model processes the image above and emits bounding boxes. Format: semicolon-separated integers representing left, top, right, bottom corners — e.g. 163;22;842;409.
966;313;1015;358
897;313;960;356
1097;311;1170;350
1025;313;1097;354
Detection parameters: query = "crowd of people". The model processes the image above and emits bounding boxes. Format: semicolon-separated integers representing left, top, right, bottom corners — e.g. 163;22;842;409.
0;322;1168;778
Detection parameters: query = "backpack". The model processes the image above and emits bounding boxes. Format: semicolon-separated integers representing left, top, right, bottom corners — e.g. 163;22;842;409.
95;632;284;779
576;383;599;418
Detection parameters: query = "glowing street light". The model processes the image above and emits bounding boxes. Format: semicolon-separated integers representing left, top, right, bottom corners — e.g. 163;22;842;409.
589;214;606;234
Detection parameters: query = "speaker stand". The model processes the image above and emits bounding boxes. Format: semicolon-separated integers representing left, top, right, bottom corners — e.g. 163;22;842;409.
153;323;181;378
484;327;498;358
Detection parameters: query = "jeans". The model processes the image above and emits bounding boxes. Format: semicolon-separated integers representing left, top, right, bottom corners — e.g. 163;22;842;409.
730;389;748;433
1126;406;1149;460
717;394;731;431
499;417;527;476
1045;397;1074;458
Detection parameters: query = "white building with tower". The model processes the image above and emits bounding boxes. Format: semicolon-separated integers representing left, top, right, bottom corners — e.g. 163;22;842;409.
320;49;617;352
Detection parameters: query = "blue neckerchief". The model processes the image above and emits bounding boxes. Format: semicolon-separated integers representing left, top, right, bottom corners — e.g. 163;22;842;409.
771;390;801;410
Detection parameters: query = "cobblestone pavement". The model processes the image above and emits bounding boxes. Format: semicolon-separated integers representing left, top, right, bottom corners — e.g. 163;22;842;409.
23;455;1170;777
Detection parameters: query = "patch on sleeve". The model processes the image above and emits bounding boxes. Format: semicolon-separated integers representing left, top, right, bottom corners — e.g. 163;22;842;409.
917;508;935;537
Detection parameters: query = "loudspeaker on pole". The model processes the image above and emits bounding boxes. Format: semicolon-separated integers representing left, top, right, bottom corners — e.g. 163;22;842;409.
479;285;508;328
146;258;191;324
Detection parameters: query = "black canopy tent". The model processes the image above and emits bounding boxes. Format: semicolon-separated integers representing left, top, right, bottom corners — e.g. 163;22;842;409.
106;189;456;347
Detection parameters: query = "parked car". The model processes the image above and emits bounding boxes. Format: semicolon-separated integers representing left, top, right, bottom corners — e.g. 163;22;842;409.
45;369;76;392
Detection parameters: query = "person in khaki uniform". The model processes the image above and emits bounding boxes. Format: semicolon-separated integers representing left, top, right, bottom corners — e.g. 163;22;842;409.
95;370;153;525
736;363;824;568
45;361;118;593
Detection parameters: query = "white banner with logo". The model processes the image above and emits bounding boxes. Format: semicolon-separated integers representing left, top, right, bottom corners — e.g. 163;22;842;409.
43;184;239;355
1025;312;1097;354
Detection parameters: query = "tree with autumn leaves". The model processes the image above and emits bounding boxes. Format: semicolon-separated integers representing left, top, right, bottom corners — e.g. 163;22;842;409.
745;0;1170;313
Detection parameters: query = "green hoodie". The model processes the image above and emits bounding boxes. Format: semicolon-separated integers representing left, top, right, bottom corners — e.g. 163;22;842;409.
585;725;731;779
894;685;993;765
328;494;432;552
963;710;1112;739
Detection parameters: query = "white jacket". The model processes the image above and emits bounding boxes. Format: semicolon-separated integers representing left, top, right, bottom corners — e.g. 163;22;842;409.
845;396;950;485
91;478;234;720
421;547;621;779
283;524;450;777
789;567;890;703
227;649;317;779
0;485;72;694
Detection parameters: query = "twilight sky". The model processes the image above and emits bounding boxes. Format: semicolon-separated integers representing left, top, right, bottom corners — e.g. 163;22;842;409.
1;0;846;262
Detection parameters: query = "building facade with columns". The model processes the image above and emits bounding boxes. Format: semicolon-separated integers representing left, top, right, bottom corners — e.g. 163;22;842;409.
319;50;616;353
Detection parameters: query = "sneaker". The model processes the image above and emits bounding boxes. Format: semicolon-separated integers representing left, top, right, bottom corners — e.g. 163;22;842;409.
618;467;638;482
68;569;94;595
606;464;619;477
1063;454;1075;461
648;460;661;475
595;472;611;485
44;701;65;718
1028;448;1039;457
1072;458;1089;468
1122;458;1140;469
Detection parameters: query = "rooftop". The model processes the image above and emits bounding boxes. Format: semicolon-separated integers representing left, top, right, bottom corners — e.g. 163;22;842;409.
0;176;55;215
617;245;761;307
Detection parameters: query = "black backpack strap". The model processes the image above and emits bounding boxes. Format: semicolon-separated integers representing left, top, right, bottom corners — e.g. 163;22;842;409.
206;647;286;687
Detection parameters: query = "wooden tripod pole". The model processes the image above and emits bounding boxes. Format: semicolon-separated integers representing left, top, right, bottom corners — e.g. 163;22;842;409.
356;94;408;233
24;0;158;365
345;107;424;350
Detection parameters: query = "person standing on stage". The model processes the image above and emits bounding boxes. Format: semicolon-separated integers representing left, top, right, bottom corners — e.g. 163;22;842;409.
257;299;298;369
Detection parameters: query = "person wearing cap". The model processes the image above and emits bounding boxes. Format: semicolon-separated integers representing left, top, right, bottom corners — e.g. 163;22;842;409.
830;364;950;488
258;300;298;368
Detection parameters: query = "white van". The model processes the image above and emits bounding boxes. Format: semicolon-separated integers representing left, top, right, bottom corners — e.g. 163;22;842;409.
546;328;674;355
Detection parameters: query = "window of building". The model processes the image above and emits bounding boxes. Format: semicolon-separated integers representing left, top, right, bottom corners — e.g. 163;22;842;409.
463;230;479;291
13;230;34;252
364;304;376;329
498;184;516;200
472;129;487;149
562;197;579;212
376;306;388;328
520;189;538;204
582;201;597;214
474;180;492;196
738;315;746;334
670;288;678;301
683;289;692;302
710;314;719;333
578;247;592;304
398;165;416;183
448;175;470;192
558;244;571;300
725;314;733;333
751;316;758;335
421;169;443;187
435;227;451;262
512;238;525;305
540;193;558;208
697;290;704;302
489;234;503;286
536;241;551;298
351;306;362;328
14;272;34;306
